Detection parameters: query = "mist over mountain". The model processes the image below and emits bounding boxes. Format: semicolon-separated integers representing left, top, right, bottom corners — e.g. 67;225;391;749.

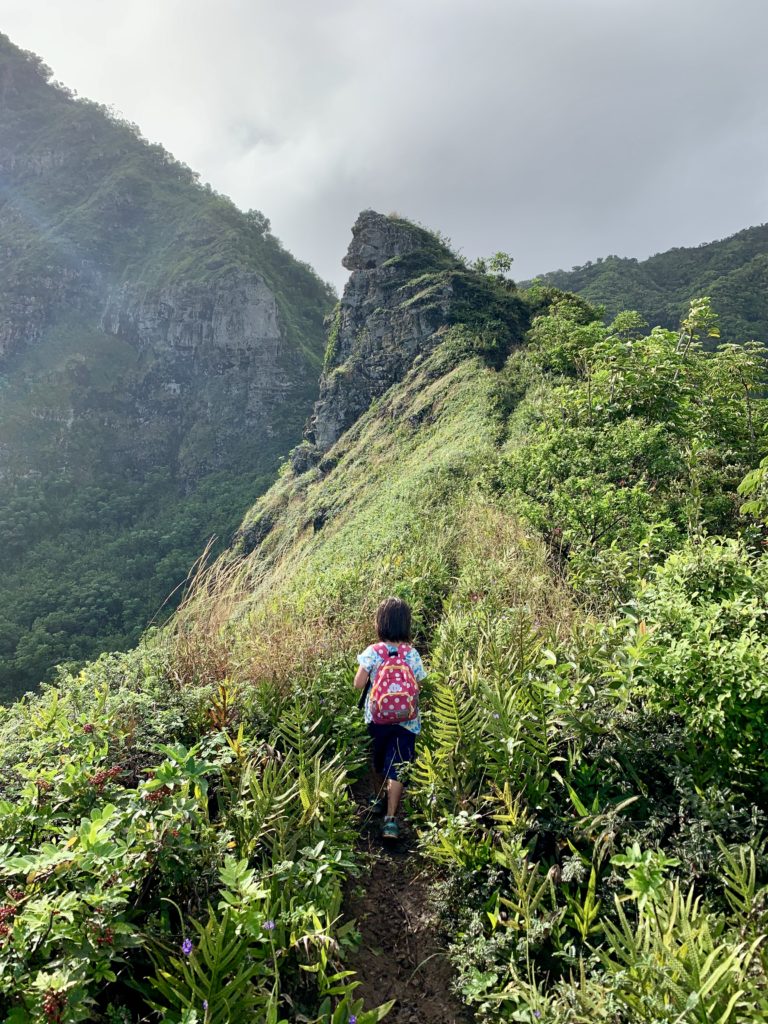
0;34;334;699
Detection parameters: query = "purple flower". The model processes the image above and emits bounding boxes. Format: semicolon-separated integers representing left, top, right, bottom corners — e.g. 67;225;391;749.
349;1017;357;1024
263;919;276;931
181;937;193;956
202;1001;208;1012
534;1012;541;1019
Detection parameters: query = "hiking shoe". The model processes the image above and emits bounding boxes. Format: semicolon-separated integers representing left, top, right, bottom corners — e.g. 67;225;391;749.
381;817;400;841
368;795;387;816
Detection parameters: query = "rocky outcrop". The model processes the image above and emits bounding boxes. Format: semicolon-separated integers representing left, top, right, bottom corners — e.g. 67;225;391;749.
100;272;282;355
0;255;95;360
302;211;461;455
95;272;306;479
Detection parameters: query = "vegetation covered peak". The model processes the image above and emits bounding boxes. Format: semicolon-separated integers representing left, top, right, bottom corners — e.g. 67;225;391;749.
0;33;335;697
530;221;768;343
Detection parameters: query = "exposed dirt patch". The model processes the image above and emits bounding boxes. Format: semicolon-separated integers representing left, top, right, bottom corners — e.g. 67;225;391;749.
345;784;472;1024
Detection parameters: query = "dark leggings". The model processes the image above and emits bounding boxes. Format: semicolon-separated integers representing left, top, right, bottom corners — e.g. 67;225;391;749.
367;723;416;781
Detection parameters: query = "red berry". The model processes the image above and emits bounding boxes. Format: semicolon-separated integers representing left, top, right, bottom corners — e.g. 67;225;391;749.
144;785;171;803
42;990;67;1023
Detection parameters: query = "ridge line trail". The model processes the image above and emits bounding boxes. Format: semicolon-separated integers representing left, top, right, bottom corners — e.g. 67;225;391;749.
344;778;472;1024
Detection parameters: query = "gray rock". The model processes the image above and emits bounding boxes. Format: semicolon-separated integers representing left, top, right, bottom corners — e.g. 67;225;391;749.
306;211;459;451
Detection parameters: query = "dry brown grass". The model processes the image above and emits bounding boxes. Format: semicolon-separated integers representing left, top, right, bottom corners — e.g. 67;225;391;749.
167;539;379;694
164;494;581;700
451;499;579;638
167;541;252;687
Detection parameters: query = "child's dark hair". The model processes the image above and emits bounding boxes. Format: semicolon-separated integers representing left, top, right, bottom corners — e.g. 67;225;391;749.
375;597;412;643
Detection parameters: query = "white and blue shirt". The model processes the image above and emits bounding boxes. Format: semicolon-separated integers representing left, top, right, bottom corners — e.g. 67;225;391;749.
357;642;427;734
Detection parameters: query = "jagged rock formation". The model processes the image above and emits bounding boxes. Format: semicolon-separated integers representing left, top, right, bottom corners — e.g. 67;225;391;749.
0;34;334;697
297;210;526;465
305;211;459;452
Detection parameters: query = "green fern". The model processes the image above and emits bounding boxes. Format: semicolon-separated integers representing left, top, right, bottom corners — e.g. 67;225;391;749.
596;882;760;1023
716;838;767;938
274;703;331;768
148;908;269;1023
429;673;478;762
226;754;298;859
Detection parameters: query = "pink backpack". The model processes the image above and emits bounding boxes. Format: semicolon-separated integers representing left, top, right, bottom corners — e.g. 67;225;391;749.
369;642;420;725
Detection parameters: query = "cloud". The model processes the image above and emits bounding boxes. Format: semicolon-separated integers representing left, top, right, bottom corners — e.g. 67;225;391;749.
2;0;767;288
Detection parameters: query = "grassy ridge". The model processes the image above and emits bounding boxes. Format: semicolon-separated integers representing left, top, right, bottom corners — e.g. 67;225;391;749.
1;275;767;1019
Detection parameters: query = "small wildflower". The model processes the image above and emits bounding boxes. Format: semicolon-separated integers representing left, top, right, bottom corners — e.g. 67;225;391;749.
492;713;500;719
202;1000;208;1012
263;919;276;931
181;937;193;956
349;1017;357;1024
83;723;94;734
534;1013;541;1019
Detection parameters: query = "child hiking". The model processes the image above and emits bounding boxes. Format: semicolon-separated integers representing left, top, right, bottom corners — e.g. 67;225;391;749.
354;596;426;841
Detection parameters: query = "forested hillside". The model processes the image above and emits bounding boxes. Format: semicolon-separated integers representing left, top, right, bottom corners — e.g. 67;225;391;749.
0;35;335;699
529;222;768;343
1;212;766;1022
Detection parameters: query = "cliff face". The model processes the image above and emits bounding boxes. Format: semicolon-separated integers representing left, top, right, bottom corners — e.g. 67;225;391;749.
305;211;457;451
298;209;527;463
0;34;334;697
96;272;308;478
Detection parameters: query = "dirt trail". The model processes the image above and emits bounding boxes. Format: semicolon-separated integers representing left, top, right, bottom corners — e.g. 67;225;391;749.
344;783;472;1024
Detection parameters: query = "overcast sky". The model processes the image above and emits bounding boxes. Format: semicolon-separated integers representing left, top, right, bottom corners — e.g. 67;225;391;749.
2;0;767;289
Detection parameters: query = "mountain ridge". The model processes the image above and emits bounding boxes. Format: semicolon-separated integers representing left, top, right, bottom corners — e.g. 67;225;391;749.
526;221;768;342
0;33;334;697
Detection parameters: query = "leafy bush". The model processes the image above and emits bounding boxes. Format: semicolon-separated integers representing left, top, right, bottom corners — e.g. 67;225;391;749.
633;538;768;784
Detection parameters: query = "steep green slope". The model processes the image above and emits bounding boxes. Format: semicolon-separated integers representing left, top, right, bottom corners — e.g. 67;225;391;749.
0;215;766;1020
529;222;768;342
0;35;335;699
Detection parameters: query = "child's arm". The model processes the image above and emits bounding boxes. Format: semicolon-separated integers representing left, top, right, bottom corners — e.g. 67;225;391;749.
353;665;369;690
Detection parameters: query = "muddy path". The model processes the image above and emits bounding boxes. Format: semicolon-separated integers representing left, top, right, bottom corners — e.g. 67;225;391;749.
344;782;472;1024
